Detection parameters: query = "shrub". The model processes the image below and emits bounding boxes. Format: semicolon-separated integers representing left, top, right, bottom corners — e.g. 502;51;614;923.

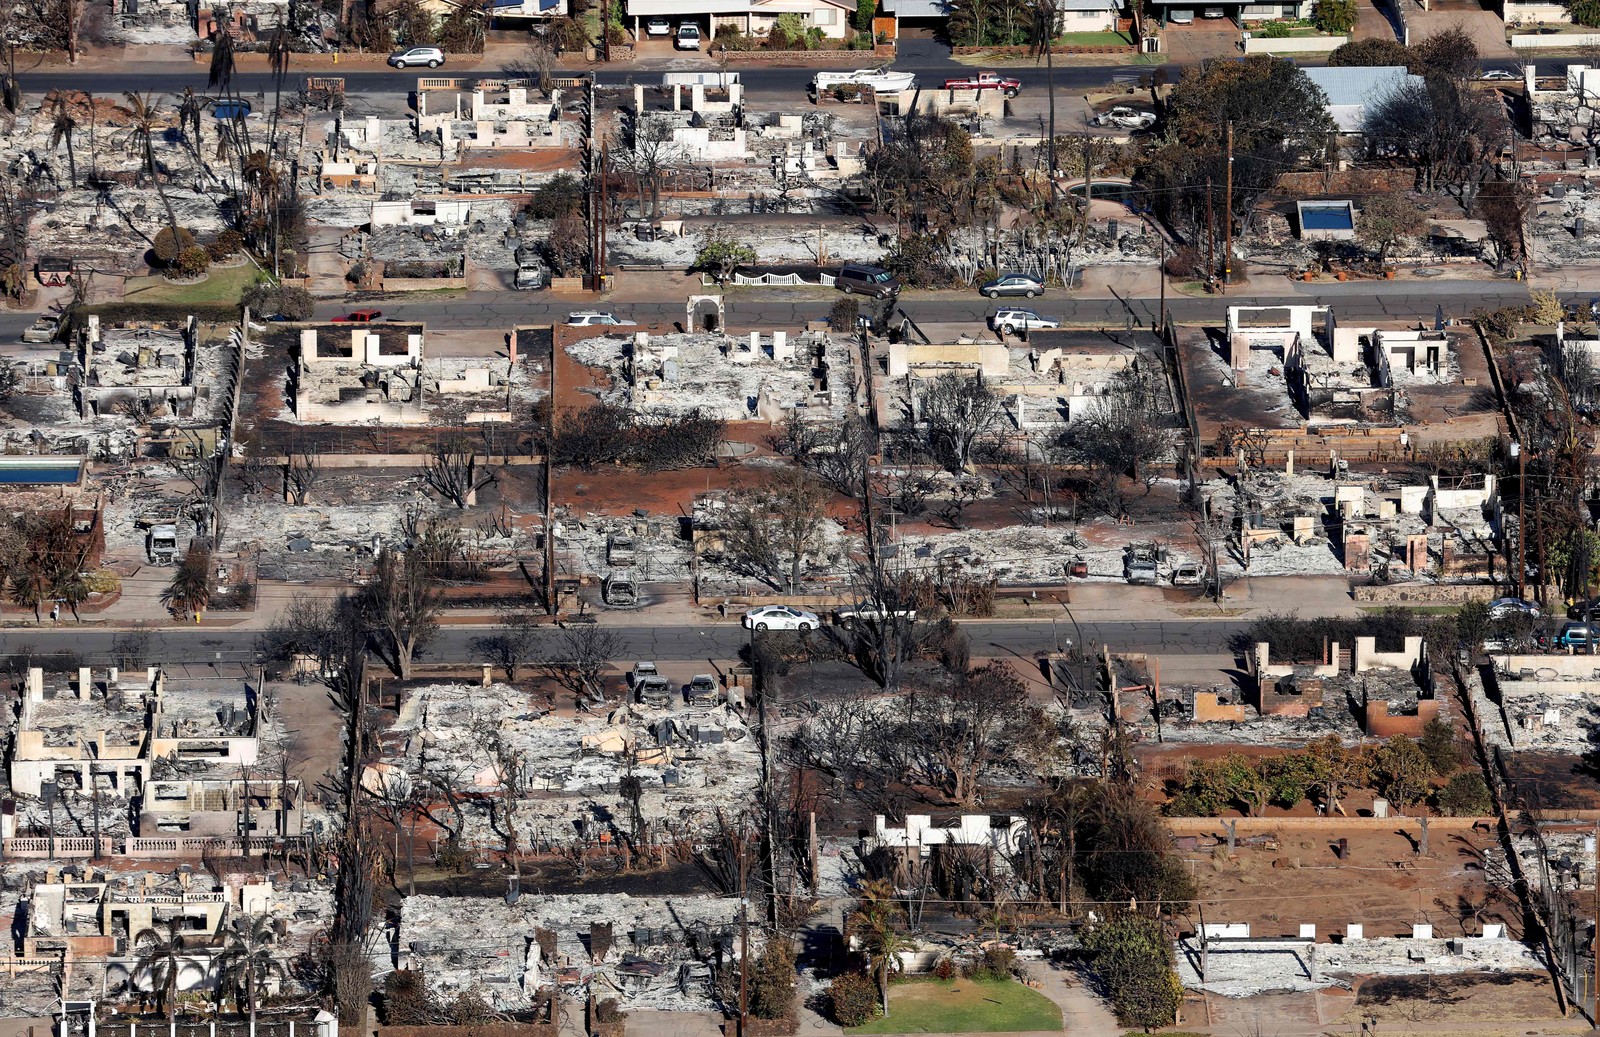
214;229;245;256
827;970;879;1027
1419;716;1463;776
152;226;197;265
593;998;624;1023
829;296;860;332
1258;20;1292;37
972;946;1016;981
1082;915;1182;1030
831;83;862;102
749;938;796;1020
1437;771;1493;816
173;246;211;279
1164;244;1204;279
206;239;234;262
932;956;957;980
383;968;436;1025
524;172;583;220
242;281;315;321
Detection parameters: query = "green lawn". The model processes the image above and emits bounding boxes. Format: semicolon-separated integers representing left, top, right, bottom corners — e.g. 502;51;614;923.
122;263;259;307
1054;31;1130;45
848;978;1063;1034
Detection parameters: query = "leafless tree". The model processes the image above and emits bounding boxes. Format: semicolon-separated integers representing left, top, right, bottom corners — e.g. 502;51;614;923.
778;412;876;502
1061;364;1170;514
910;372;1003;473
481;713;527;878
612;115;684;223
471;598;540;680
285;451;321;505
538;625;622;710
360;547;440;679
720;469;832;591
424;433;497;510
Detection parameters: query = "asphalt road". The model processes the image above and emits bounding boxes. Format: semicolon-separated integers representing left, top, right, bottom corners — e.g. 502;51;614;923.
0;618;1248;665
0;280;1548;342
10;43;1540;103
297;280;1536;331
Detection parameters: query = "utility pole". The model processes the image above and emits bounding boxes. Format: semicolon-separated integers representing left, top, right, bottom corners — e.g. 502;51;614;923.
1222;121;1234;291
1205;177;1215;291
1158;236;1167;332
1517;444;1527;601
738;840;749;1037
598;145;608;285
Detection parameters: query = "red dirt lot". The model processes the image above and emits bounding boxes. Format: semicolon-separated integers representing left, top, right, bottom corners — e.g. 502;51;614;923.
1173;823;1513;941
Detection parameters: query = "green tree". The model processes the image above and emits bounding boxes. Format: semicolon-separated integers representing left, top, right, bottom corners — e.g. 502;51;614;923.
1082;914;1182;1030
1572;0;1600;27
845;880;907;1017
133;918;188;1020
1263;752;1326;809
1375;735;1432;808
1418;716;1463;775
1437;771;1493;816
162;542;212;619
1151;57;1335;236
1357;193;1427;266
855;0;877;31
523;172;583;219
1455;599;1490;650
218;915;286;1027
1313;0;1358;33
694;226;757;283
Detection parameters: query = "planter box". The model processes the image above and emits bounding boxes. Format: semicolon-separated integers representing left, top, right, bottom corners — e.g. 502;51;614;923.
549;276;587;293
380;275;468;292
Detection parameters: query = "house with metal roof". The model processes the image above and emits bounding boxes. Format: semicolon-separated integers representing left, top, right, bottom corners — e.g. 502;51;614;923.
1302;65;1425;133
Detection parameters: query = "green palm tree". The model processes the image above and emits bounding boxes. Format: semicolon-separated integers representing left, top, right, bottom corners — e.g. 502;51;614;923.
219;915;285;1025
134;917;188;1020
161;543;212;619
845;879;908;1017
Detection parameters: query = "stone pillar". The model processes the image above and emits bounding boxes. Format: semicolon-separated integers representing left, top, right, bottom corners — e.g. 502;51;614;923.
27;667;43;702
78;667;91;701
634;84;645;113
482;664;492;687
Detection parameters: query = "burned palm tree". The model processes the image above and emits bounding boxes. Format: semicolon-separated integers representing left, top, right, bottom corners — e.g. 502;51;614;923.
48;93;78;188
124;92;181;241
177;86;207;180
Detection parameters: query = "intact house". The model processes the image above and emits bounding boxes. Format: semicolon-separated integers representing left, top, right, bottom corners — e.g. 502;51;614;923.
1302;65;1425;134
623;0;855;40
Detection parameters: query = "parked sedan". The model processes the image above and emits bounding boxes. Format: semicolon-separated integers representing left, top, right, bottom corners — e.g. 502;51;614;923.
1479;69;1518;80
1488;597;1540;619
980;273;1045;299
644;16;672;35
742;605;821;631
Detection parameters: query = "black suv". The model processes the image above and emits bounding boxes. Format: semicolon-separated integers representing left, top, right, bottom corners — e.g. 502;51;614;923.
835;263;900;299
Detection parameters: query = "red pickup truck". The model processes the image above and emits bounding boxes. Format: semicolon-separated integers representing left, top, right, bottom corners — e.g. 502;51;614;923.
943;71;1023;97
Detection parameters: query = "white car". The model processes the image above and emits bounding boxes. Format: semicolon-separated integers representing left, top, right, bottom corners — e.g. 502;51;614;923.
644;16;671;35
991;308;1060;335
743;605;820;631
1480;69;1518;81
388;46;444;69
676;23;702;49
566;311;636;327
1093;106;1156;130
